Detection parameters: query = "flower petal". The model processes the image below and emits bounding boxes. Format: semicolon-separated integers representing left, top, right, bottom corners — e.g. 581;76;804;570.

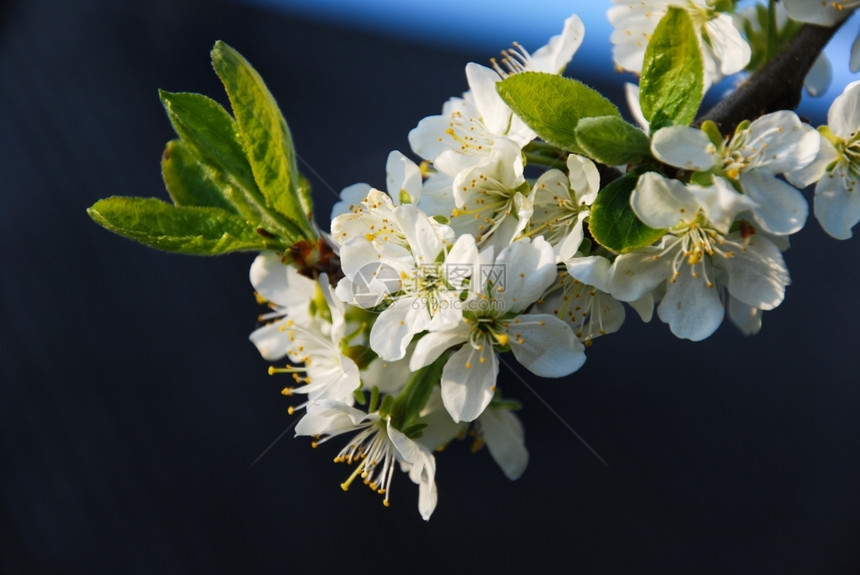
651;126;717;171
804;52;832;97
783;0;851;26
417;172;457;217
719;232;789;311
829;80;860;139
338;234;411;282
408;110;455;163
746;111;819;174
530;13;585;74
704;14;751;76
624;82;649;131
567;153;600;205
555;211;587;262
786;135;836;189
627;292;655;322
386;150;423;205
331;182;372;220
250;251;315;308
566;255;612;292
441;341;498;423
393;204;445;265
608;245;673;302
632;172;700;229
370;297;428;361
249;321;291;361
465;63;512;136
508;314;586;377
479;408;528;480
495;237;557;313
688;177;758;234
295;400;372;437
814;166;860;240
739;171;808;236
304;355;362;404
414;391;465;451
445;233;480;291
851;32;860;73
387;422;438;521
409;324;471;371
727;295;762;336
657;270;724;341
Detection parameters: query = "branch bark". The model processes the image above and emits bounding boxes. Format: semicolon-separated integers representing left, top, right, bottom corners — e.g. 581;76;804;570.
697;21;843;134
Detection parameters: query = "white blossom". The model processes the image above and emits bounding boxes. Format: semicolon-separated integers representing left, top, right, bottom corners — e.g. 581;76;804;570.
331;150;456;223
330;187;454;251
410;237;583;423
416;390;529;480
249;254;360;405
789;81;860;239
650;111;820;236
534;258;626;346
449;139;533;252
336;204;478;362
295;400;438;520
608;173;790;341
526;154;600;258
408;15;584;177
608;0;751;90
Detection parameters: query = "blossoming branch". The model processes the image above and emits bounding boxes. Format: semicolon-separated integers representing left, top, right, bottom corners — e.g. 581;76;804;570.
87;1;860;519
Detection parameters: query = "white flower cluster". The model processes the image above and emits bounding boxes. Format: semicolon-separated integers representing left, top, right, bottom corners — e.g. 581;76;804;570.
247;9;860;520
610;0;752;89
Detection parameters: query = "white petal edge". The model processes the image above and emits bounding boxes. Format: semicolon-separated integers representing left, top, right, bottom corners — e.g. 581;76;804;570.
479;408;528;480
508;314;586;377
657;269;724;341
440;341;498;423
739;171;808;236
814;168;860;240
631;172;700;229
651;126;717;171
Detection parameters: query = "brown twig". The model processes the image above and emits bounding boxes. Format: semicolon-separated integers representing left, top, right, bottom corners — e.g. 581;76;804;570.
696;21;845;134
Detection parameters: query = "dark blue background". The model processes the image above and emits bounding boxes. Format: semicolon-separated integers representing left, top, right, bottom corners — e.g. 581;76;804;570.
2;1;859;573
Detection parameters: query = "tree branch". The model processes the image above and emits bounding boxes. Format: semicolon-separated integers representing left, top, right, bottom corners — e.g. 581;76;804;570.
698;21;843;134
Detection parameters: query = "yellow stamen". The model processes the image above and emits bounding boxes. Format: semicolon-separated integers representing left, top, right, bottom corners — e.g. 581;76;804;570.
340;463;365;492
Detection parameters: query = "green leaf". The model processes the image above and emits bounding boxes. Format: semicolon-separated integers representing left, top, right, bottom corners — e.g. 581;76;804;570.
158;91;257;195
87;197;277;255
588;172;666;253
210;41;314;238
574;116;652;165
497;72;619;151
390;356;446;431
159;89;306;243
161;139;238;213
639;7;704;131
297;174;313;221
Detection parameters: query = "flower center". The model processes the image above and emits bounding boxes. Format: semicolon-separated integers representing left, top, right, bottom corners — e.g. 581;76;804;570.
722;127;769;180
444;107;495;155
660;215;739;288
490;42;533;78
467;314;509;351
452;174;521;243
332;420;398;507
527;194;581;244
544;271;605;346
406;264;454;316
